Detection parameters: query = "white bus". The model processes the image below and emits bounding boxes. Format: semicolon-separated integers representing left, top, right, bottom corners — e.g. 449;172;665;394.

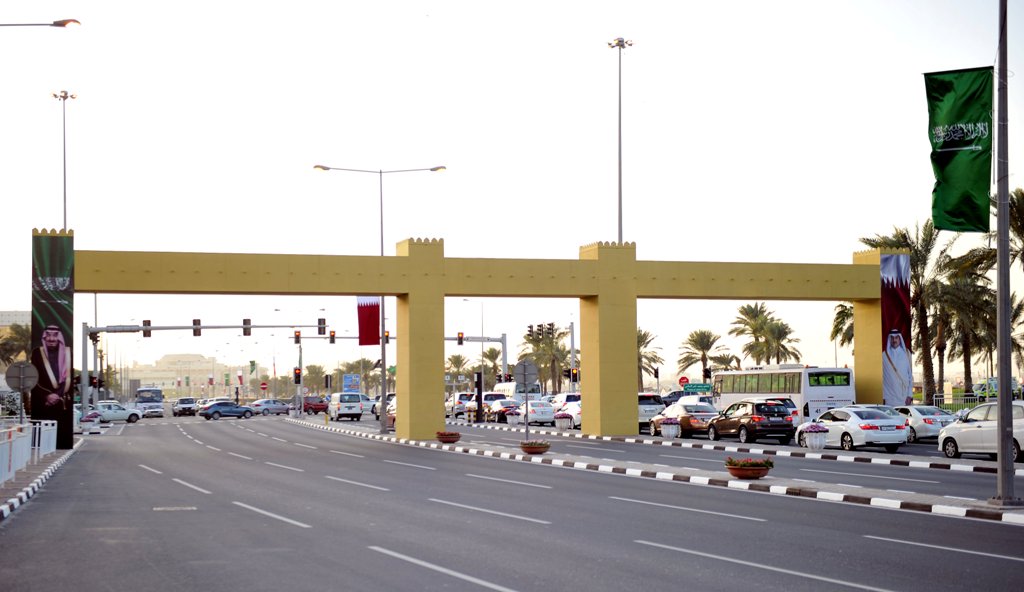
711;365;856;423
492;381;542;403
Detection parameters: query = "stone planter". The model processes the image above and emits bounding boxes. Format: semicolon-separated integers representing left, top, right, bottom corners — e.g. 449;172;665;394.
801;431;827;451
519;442;550;454
725;466;770;480
507;414;521;426
554;417;573;430
660;423;681;439
436;432;461;444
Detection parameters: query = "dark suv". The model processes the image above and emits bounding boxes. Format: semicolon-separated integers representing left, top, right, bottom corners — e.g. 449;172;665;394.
708;399;795;444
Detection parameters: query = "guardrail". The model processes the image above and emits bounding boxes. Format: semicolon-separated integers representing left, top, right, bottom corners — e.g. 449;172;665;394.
1;420;59;486
933;392;1023;415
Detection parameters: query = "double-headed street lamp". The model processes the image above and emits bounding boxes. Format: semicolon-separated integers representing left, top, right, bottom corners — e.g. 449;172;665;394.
313;164;446;434
0;19;80;28
53;90;76;231
608;37;631;245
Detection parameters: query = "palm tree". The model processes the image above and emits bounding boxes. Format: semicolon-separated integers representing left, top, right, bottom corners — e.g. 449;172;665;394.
304;365;326;394
0;323;31;365
860;222;943;402
677;330;725;382
637;328;664;391
945;188;1024;275
830;303;854;350
729;303;773;364
482;347;502;388
943;274;993;393
519;324;571;394
709;353;742;370
761;320;802;364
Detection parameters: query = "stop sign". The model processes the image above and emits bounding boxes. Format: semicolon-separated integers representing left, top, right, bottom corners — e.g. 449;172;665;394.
260;382;268;391
678;376;689;387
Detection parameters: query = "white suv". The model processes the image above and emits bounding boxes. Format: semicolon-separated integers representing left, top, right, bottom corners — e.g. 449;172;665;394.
638;393;666;433
938;401;1024;461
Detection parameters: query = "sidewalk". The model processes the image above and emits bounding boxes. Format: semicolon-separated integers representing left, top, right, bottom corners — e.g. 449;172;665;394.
0;438;81;522
288;417;1024;526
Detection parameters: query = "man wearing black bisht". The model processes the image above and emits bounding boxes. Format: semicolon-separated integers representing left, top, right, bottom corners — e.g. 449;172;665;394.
30;325;74;421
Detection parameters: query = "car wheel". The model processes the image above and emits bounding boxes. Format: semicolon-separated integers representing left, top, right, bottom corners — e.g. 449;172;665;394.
243;411;252;419
942;437;961;459
1014;439;1022;463
907;427;917;444
262;409;270;416
798;433;807;448
883;444;900;453
212;411;221;420
778;437;792;446
127;414;139;423
649;422;658;436
708;425;719;441
738;427;755;444
840;433;855;451
204;416;211;420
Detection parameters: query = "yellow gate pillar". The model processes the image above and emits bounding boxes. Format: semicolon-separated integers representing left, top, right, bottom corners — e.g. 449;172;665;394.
395;239;447;440
579;242;639;435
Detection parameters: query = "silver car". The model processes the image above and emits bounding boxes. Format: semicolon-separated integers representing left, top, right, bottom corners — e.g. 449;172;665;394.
894;405;955;443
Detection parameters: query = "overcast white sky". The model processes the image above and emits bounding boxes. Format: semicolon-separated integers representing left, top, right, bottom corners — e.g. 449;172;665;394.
2;1;1022;385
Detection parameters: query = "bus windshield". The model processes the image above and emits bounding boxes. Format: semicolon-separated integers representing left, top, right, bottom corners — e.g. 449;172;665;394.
136;388;163;403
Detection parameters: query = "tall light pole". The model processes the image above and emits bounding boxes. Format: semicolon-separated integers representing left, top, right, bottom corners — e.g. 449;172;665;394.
608;37;631;245
52;90;76;231
0;19;80;28
314;164;446;434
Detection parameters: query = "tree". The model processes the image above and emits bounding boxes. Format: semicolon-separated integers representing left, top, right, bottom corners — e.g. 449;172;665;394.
677;330;725;382
860;222;942;403
943;275;993;393
830;303;854;350
482;347;502;389
519;324;571;393
304;365;326;394
709;353;742;371
729;303;773;364
760;320;802;364
637;328;664;391
0;323;31;365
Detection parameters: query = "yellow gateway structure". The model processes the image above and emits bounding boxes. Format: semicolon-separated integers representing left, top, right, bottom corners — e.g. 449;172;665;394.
74;238;901;440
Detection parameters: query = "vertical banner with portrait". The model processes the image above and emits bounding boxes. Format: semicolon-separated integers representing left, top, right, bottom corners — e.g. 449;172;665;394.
880;253;913;407
31;230;75;450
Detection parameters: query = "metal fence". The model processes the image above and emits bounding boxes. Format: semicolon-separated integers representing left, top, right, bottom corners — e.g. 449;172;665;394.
933;392;1023;415
1;420;58;486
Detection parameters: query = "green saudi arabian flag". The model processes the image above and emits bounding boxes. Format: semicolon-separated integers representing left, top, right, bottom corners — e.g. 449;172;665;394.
924;66;993;232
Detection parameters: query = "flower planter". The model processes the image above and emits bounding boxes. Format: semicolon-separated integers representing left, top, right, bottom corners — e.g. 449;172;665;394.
726;466;770;480
519;442;550;454
802;431;827;451
660;424;680;439
554;417;573;430
436;432;461;444
507;414;521;426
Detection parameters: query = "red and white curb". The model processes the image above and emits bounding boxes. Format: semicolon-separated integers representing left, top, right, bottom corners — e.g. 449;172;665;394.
0;439;82;523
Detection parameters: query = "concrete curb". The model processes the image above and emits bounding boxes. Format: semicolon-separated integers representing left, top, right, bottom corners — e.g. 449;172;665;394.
286;418;1024;526
0;439;82;523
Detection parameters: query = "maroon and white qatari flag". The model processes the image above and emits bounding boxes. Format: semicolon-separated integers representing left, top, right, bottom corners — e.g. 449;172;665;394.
357;297;381;346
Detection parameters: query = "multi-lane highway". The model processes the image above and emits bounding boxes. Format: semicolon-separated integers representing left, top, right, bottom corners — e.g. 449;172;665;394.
2;416;1022;592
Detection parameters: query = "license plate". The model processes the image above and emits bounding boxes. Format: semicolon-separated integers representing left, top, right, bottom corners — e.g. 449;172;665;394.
769;417;781;422
880;425;894;431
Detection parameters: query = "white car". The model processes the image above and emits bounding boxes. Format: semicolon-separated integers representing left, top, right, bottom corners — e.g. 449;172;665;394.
938;401;1024;461
550;392;581;413
560;401;582;429
796;406;907;452
95;402;142;423
638;393;666;433
521;401;555;426
894;405;956;443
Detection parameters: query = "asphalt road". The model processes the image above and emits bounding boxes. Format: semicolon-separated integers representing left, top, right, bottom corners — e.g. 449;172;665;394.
2;416;1023;592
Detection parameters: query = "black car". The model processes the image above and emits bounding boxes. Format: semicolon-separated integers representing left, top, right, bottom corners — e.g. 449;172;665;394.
200;401;255;420
707;399;795;444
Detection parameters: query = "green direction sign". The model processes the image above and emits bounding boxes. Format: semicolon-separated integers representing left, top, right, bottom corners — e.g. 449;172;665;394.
682;383;712;393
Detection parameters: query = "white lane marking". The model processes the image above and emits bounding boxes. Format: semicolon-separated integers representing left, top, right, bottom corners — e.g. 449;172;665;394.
886;490;916;494
294;443;317;449
264;462;304;472
369;546;519;592
800;468;940;484
636;540;897;592
232;501;311;529
837;484;862;488
610;496;764;522
330;450;365;458
325;475;390;491
566;444;624;453
257;433;268;437
465;474;552;489
172;478;212;495
228;452;253;460
206;445;221;451
429;498;550;524
272;437;288;442
864;535;1024;563
246;428;256;433
153;507;197;512
138;464;163;474
384;460;436;470
185;435;194;440
659;455;722;463
193;440;204;445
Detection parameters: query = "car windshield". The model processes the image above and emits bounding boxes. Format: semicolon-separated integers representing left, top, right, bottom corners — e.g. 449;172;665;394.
685;403;717;414
755;402;788;415
638;395;662;405
179;398;194;404
563;394;580;403
851;408;889;420
917;406;952;416
341;395;360;403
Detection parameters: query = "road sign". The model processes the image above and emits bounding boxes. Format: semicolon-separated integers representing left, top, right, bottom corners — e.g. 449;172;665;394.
5;362;39;392
678;376;689;387
342;374;360;393
513;360;539;384
259;382;268;391
682;383;712;393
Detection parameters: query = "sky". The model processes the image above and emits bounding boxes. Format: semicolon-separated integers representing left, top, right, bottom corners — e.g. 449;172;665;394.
2;0;1022;387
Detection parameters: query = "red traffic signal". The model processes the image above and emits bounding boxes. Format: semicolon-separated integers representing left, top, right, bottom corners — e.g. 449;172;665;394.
329;330;336;344
457;332;464;345
293;367;302;384
294;330;301;344
142;320;151;338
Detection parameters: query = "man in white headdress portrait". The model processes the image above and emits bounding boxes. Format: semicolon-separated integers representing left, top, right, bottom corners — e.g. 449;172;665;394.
882;329;913;406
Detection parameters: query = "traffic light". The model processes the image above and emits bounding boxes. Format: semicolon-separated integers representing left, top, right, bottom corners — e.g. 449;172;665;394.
89;375;98;388
142;320;151;337
329;330;336;344
504;373;513;382
457;331;464;345
325;375;332;389
654;367;660;379
294;330;301;344
547;323;554;338
703;367;712;381
243;319;251;336
384;330;390;344
527;325;534;339
293;367;302;384
185;376;190;386
318;318;326;336
570;368;580;383
193;319;201;336
562;368;570;379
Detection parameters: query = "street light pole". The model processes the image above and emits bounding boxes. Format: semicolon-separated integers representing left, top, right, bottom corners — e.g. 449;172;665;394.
314;164;446;434
0;19;80;28
52;90;76;231
608;37;631;245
